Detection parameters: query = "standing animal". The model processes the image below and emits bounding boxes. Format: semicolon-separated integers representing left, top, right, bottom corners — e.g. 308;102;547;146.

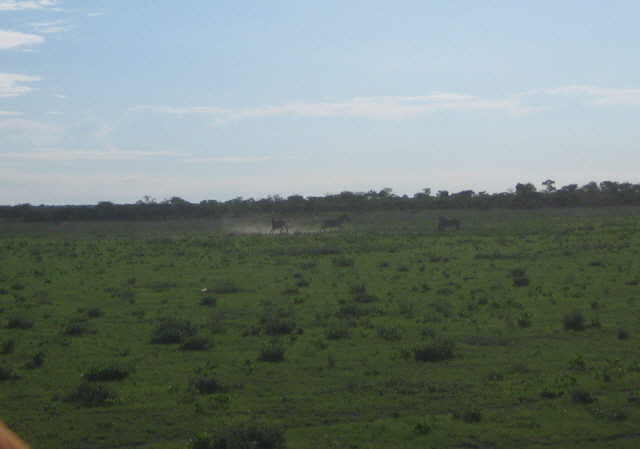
270;217;289;234
320;213;350;232
437;216;461;231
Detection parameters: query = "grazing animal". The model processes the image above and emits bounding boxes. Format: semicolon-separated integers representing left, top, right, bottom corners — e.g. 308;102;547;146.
437;216;461;231
320;213;350;232
270;218;289;234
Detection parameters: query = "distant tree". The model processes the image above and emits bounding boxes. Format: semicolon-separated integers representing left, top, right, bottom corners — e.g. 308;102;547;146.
413;188;431;198
560;184;578;192
378;187;394;198
542;180;556;193
136;196;157;204
515;183;537;194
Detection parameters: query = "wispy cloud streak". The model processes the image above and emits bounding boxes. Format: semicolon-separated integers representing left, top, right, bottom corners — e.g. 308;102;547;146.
0;149;180;161
130;85;640;125
129;93;544;123
0;0;57;11
0;73;40;97
0;30;43;49
518;85;640;107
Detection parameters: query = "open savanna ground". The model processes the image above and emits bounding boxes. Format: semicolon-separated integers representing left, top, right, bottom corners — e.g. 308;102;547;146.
1;208;639;449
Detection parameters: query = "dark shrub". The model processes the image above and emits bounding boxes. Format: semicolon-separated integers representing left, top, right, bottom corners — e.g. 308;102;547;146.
350;284;379;303
199;296;218;307
517;314;532;328
6;316;34;329
413;337;455;362
260;309;297;336
414;422;431;435
258;343;285;363
617;328;630;340
570;388;595;404
0;363;18;381
180;336;211;351
190;421;285;449
325;322;351;340
24;350;46;369
562;310;586;331
190;375;227;394
151;317;198;344
332;257;355;268
281;287;300;296
453;407;482;423
377;326;403;341
209;279;242;294
539;387;565;399
83;361;134;381
512;277;530;287
65;382;118;407
0;339;16;355
85;307;105;318
63;322;89;336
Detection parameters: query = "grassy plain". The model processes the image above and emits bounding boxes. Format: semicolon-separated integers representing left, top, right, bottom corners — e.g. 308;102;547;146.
1;208;639;448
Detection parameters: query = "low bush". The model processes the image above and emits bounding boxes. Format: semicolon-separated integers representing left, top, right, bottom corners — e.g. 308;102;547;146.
512;276;530;287
5;316;34;329
151;317;199;344
199;296;218;307
350;284;379;303
209;279;242;294
325;322;351;340
189;420;285;449
83;361;134;381
180;336;211;351
260;309;297;336
258;343;285;363
453;407;482;423
189;375;227;394
617;328;630;340
562;309;586;331
23;350;46;369
413;337;455;362
377;326;403;341
0;363;18;381
63;322;89;336
65;382;118;407
0;339;16;355
539;387;565;399
85;307;105;318
332;257;355;268
570;388;595;404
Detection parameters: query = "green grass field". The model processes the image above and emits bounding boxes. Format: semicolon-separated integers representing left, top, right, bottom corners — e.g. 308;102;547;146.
1;208;639;448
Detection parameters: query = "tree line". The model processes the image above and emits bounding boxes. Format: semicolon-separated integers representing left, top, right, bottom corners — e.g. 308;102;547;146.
2;180;640;223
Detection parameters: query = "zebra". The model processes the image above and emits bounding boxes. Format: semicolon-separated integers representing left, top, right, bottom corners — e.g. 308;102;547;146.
269;217;289;234
320;214;350;232
437;216;461;231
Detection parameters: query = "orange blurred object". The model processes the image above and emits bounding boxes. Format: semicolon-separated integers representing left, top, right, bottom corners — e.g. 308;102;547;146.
0;421;32;449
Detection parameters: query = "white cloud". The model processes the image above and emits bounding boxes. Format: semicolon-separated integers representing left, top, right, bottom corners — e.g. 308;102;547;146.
0;110;23;116
518;85;640;107
0;149;179;161
30;20;69;34
130;93;545;124
0;0;57;11
0;72;41;97
184;156;309;164
0;118;62;145
131;85;640;126
0;30;44;49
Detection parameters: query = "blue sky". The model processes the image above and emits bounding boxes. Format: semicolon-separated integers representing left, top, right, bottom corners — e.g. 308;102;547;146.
2;0;640;205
